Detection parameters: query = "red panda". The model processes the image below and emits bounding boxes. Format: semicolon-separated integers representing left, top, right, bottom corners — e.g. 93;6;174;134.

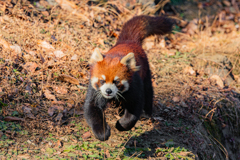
84;15;174;141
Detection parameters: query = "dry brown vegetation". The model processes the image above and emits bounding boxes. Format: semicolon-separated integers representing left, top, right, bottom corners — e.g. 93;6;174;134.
0;0;240;159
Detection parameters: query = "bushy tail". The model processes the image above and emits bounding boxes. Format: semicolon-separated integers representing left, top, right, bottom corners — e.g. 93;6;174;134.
116;15;174;45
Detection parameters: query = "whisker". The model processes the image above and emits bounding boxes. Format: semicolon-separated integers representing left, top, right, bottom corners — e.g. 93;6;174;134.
115;94;119;102
95;91;102;104
93;90;99;97
117;92;126;101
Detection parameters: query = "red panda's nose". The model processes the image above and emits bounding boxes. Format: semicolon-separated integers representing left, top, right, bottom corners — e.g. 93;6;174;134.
106;88;112;94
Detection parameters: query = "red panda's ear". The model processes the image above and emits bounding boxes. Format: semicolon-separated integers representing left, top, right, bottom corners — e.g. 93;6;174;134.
89;48;103;64
120;52;140;72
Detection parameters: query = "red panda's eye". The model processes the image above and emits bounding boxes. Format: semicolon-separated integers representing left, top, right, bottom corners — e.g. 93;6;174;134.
113;80;120;85
100;80;105;85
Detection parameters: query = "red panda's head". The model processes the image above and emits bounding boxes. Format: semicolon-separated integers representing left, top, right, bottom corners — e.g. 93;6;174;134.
89;48;140;99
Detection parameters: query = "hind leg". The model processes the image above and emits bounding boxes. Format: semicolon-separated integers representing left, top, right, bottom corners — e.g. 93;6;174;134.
143;71;153;117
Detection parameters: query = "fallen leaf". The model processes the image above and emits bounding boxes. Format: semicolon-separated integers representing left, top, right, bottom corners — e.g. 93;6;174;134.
71;54;78;61
54;86;68;94
48;107;55;116
58;74;79;85
105;149;111;158
38;40;55;50
23;62;38;73
152;79;157;87
56;140;62;148
44;89;57;101
23;54;31;61
53;50;65;59
158;39;165;48
172;96;180;103
17;154;31;159
82;131;91;139
52;105;64;110
234;75;240;83
74;109;84;115
180;101;188;108
66;103;73;108
182;19;198;35
196;94;204;99
79;72;88;80
97;38;105;47
10;44;21;54
210;75;224;88
222;0;231;6
183;66;196;75
55;112;63;122
46;60;55;67
5;130;12;134
27;139;36;146
109;30;118;37
144;41;154;50
167;50;175;56
55;0;78;11
4;116;24;122
48;105;64;116
197;2;203;9
52;101;65;105
0;131;3;138
0;38;10;48
178;152;192;156
39;53;45;64
28;51;36;56
22;106;35;119
42;11;49;17
0;1;6;12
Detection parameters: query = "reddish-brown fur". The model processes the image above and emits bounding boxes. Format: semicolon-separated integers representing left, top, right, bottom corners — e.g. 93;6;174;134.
90;15;173;84
117;15;173;45
91;57;131;83
85;15;174;141
105;43;148;81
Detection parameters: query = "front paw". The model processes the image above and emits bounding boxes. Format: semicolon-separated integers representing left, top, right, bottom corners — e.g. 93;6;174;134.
92;124;111;141
116;120;133;131
116;120;127;131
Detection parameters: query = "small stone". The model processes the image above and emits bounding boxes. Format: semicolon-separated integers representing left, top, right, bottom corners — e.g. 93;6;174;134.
172;96;180;103
210;75;224;88
48;141;53;146
180;101;188;108
164;109;170;112
71;54;78;61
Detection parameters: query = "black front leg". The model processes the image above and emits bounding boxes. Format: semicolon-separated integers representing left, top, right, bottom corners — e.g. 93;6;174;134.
84;86;110;141
115;77;144;131
116;108;140;131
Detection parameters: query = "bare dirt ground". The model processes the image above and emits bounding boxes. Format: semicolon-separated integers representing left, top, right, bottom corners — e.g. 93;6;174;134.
0;0;240;159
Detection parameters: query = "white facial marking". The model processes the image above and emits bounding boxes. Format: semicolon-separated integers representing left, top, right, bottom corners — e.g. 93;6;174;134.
91;77;98;90
102;75;106;80
100;83;118;99
114;76;119;81
121;80;129;93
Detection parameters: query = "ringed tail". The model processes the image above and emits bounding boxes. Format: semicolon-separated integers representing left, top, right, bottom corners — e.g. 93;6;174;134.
116;15;174;45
